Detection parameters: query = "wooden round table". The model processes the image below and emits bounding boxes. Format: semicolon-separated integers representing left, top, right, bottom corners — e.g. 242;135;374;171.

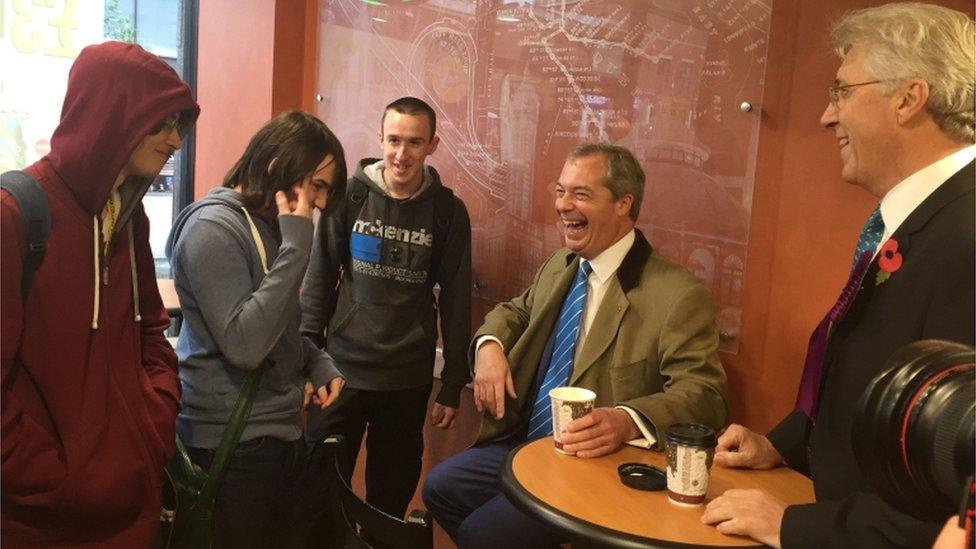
501;438;814;548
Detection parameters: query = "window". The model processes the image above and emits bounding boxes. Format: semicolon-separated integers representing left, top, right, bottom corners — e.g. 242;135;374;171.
1;0;196;278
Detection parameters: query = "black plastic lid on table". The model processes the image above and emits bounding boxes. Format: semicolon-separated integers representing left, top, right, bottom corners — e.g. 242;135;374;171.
665;422;717;448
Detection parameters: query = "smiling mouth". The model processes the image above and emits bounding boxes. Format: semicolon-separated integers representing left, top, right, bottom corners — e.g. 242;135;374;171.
837;137;849;148
562;219;588;233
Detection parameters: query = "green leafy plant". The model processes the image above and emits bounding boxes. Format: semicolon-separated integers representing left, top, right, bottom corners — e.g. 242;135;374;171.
104;0;135;42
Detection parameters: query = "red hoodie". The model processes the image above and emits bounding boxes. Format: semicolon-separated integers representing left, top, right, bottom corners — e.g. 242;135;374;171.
1;42;200;547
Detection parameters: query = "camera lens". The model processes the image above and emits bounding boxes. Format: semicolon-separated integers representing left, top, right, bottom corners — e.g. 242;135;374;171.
853;340;975;520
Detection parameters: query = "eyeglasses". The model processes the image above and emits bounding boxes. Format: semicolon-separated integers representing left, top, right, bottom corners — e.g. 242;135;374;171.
148;113;185;137
827;80;886;106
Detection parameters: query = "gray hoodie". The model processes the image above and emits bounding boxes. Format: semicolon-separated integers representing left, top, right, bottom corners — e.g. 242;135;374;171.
165;187;340;449
300;159;472;407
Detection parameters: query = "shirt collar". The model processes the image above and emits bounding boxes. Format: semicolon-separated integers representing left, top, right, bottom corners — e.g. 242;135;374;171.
880;145;976;238
585;229;635;283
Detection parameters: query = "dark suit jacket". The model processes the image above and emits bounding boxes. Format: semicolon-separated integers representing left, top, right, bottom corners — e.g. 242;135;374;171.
769;161;976;548
471;230;728;444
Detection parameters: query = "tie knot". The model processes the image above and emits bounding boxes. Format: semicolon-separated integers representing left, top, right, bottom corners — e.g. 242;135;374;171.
850;204;886;270
865;205;884;233
579;260;592;277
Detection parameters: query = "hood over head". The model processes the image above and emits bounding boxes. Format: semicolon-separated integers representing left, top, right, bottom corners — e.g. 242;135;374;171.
47;41;200;217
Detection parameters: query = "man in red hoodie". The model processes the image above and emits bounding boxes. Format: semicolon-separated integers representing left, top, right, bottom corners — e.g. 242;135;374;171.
1;41;200;547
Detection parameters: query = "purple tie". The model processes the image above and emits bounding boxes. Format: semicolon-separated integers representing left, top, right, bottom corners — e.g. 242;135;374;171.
794;251;874;420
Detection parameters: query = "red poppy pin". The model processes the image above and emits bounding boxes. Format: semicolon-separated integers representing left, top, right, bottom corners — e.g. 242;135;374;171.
876;238;902;285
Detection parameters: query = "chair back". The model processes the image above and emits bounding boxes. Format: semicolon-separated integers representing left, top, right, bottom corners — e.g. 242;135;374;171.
324;435;433;549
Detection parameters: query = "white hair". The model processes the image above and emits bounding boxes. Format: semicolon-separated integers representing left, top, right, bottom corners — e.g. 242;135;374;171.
831;2;975;143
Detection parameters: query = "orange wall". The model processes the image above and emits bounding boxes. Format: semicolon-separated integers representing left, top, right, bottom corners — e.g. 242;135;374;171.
195;0;974;432
195;0;317;199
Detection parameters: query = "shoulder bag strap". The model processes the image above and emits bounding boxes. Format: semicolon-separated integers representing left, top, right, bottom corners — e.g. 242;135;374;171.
176;206;273;503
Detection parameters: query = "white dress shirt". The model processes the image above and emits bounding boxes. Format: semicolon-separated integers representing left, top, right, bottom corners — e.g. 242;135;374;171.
877;145;976;249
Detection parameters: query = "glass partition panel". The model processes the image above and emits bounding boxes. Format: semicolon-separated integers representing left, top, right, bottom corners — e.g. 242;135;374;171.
316;0;772;352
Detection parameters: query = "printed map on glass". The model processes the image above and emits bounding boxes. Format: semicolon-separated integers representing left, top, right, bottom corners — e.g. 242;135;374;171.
316;0;773;353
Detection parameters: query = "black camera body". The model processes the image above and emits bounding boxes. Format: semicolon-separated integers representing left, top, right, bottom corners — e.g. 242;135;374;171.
853;340;975;521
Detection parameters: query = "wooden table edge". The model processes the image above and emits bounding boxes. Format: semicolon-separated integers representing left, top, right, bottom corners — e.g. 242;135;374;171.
500;440;753;549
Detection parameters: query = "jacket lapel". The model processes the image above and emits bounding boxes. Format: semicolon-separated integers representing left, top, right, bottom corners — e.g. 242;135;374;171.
568;230;652;384
533;261;577;342
888;160;974;254
845;161;974;322
570;279;629;383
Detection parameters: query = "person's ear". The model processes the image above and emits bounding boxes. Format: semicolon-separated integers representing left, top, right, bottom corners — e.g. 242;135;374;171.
427;134;440;155
895;78;929;126
616;194;634;217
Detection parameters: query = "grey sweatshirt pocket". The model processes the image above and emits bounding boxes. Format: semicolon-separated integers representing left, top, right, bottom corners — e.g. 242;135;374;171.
329;301;436;366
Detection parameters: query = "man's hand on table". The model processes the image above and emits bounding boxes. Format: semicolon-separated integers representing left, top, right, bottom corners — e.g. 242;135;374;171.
702;424;788;547
559;407;639;458
701;489;787;548
714;423;784;470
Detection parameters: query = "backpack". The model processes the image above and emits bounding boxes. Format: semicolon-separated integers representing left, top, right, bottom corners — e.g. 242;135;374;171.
341;177;456;283
1;170;50;302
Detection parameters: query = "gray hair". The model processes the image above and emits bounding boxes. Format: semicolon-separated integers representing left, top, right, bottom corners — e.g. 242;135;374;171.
830;2;975;143
567;142;645;222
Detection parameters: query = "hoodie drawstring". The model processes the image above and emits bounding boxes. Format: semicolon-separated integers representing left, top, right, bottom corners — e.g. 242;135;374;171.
91;217;100;329
91;218;143;330
128;223;141;322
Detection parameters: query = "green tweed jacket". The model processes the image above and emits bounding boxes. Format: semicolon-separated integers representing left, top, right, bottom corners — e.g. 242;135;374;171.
472;230;728;446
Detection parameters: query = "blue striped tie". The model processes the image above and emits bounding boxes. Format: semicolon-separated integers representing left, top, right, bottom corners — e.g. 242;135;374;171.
851;205;884;270
526;260;592;439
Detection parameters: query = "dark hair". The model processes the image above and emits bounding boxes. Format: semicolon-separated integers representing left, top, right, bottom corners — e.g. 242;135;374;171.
381;96;437;139
567;142;645;222
223;110;347;213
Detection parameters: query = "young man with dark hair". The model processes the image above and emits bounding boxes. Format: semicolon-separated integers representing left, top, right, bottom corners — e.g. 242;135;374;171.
301;96;472;518
1;41;199;546
166;110;347;548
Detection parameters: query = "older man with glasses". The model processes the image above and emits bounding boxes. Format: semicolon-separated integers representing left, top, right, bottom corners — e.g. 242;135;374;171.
701;4;975;548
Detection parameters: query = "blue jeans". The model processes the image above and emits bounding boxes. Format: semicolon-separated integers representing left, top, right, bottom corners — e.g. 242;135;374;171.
187;437;307;549
422;440;565;549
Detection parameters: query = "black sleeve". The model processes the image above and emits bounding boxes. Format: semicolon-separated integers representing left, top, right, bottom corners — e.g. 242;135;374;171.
781;493;942;548
433;197;473;408
766;410;812;475
300;211;346;347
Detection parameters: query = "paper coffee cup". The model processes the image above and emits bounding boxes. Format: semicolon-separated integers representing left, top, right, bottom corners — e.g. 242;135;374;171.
549;387;596;455
665;423;717;506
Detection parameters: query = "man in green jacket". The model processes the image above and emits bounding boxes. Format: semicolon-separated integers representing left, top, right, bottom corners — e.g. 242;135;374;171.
423;142;728;548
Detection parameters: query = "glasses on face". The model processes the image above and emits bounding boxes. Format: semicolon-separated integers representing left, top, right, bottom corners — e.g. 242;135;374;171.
826;80;887;107
148;113;185;137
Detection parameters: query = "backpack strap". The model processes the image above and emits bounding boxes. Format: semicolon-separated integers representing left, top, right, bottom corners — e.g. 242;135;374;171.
1;171;51;302
340;177;369;265
429;185;456;284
